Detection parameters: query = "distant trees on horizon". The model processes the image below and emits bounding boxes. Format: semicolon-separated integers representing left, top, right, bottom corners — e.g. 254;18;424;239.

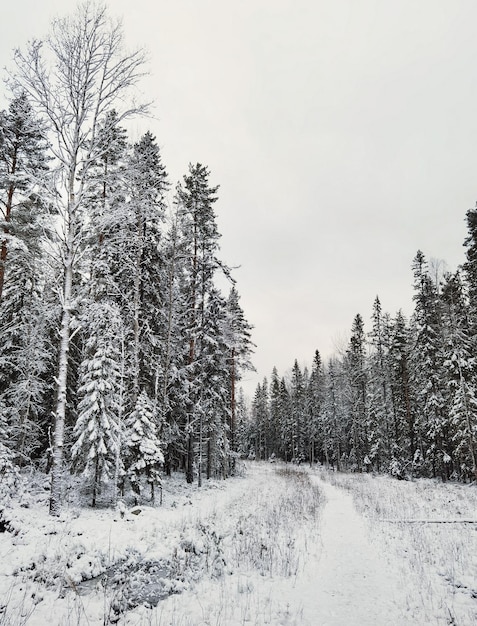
245;224;477;483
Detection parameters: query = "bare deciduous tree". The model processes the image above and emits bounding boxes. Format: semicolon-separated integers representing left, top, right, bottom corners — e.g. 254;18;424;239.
11;0;148;515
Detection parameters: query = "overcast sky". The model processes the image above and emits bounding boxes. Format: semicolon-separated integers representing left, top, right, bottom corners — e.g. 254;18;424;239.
3;0;477;395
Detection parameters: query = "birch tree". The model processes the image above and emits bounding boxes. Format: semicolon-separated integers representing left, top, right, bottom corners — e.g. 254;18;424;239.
11;1;148;515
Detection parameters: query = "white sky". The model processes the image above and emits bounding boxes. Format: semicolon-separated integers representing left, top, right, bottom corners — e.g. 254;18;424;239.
3;0;477;395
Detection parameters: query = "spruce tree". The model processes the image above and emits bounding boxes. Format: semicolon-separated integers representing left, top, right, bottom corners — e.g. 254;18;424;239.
223;286;255;465
121;132;168;405
441;271;477;480
279;376;293;462
71;302;123;507
388;310;417;476
269;367;283;459
175;163;226;482
290;360;306;463
124;391;164;503
463;203;477;340
410;251;448;479
323;357;345;471
367;296;393;471
251;379;270;460
308;350;326;465
345;314;369;471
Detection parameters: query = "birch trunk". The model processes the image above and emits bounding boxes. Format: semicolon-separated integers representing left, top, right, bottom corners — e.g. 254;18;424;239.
49;216;74;515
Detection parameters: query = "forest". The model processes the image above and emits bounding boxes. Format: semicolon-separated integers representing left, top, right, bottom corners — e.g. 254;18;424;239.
2;1;477;525
246;245;477;484
0;3;254;516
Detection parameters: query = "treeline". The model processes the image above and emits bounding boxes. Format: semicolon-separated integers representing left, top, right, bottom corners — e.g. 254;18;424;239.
0;3;254;514
244;235;477;484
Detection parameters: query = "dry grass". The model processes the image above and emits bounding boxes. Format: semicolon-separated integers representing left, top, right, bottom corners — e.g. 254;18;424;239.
320;470;477;624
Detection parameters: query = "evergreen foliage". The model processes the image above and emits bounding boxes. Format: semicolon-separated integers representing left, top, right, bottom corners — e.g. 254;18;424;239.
124;391;164;503
245;227;477;482
6;2;477;518
0;5;254;511
72;302;123;507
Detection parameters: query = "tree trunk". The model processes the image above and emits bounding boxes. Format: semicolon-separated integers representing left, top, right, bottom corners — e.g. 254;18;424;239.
207;435;212;480
230;348;236;456
0;177;16;301
92;455;100;507
186;429;194;484
49;234;74;516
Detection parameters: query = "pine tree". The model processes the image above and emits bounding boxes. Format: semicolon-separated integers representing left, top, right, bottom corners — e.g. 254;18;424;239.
0;92;49;300
0;93;52;463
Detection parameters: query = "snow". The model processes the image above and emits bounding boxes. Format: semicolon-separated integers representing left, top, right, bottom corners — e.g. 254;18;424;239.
1;463;477;625
307;478;415;625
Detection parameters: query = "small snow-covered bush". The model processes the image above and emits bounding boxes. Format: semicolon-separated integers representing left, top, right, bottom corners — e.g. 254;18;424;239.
389;458;407;480
0;442;20;503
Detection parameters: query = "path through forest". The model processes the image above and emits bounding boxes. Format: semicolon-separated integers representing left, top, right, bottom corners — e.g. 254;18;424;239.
139;465;428;626
3;464;451;625
302;476;418;625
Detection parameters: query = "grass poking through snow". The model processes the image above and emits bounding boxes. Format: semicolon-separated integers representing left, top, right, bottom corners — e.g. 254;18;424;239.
320;470;477;624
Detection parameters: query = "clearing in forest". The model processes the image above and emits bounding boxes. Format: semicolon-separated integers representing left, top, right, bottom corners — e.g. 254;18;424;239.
1;463;477;625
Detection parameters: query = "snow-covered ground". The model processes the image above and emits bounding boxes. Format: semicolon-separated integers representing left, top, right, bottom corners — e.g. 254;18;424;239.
321;471;477;625
1;463;477;625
